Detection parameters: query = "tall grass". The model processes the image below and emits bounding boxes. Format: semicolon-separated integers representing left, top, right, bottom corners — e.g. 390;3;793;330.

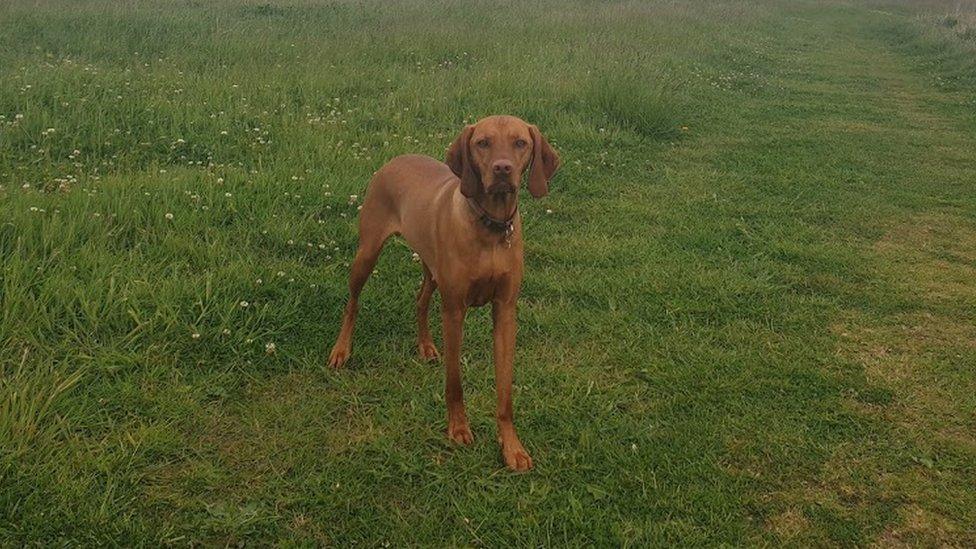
0;351;82;459
2;0;976;545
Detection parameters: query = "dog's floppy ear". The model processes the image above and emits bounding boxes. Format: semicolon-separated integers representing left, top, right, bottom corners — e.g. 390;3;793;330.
446;125;479;198
527;125;560;198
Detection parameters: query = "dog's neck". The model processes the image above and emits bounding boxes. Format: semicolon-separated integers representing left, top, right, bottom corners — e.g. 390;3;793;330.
466;191;518;235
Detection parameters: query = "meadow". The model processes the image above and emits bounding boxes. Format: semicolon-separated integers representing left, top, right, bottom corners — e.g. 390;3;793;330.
2;0;976;545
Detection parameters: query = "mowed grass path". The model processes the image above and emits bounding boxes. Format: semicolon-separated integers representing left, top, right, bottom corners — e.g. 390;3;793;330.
2;0;975;545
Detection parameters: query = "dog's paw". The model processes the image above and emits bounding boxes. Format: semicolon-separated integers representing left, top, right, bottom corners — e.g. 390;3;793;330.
327;343;350;369
447;421;474;445
501;440;533;471
418;341;440;362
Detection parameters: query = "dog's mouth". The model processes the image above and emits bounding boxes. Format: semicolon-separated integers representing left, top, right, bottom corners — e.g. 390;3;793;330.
486;181;516;195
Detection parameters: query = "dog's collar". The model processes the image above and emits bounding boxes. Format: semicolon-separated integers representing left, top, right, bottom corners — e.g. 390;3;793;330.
466;196;516;236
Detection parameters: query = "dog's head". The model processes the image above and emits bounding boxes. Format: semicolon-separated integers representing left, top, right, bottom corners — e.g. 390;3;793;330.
446;115;560;199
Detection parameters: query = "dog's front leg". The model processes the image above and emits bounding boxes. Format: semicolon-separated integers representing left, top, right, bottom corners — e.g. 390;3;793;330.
442;301;472;444
492;299;533;471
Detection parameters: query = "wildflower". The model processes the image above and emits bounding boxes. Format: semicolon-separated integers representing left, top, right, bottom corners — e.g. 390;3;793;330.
239;300;249;308
265;342;276;355
165;212;174;220
192;332;201;339
546;209;553;214
216;177;224;184
222;328;231;335
412;252;420;262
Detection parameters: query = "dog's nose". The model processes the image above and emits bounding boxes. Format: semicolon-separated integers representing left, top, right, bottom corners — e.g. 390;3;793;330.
492;160;513;175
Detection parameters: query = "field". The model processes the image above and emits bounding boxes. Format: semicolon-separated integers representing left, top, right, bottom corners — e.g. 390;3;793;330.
2;0;976;545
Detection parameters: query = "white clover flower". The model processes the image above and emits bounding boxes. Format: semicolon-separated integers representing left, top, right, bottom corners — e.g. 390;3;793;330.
165;212;174;220
239;300;249;308
265;342;276;355
191;332;201;339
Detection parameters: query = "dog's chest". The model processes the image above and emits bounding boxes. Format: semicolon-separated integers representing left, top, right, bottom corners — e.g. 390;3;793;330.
464;252;514;307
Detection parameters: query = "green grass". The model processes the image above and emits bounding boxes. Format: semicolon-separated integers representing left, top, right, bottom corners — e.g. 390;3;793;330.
2;0;976;545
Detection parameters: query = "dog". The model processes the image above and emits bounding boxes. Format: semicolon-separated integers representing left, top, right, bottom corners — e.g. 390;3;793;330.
328;115;560;471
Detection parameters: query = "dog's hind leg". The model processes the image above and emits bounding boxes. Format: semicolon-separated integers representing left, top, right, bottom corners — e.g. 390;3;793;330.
328;205;395;369
416;262;439;361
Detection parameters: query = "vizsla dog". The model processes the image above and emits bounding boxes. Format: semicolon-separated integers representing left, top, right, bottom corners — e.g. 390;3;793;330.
327;115;559;471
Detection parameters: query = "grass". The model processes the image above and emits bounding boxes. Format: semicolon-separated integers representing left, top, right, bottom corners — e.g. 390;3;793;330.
1;0;976;545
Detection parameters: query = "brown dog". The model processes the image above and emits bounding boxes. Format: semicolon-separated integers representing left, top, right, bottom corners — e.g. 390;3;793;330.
327;115;560;471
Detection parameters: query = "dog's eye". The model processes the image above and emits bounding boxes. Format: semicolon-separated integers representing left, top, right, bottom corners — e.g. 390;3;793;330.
514;138;528;148
476;138;490;148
